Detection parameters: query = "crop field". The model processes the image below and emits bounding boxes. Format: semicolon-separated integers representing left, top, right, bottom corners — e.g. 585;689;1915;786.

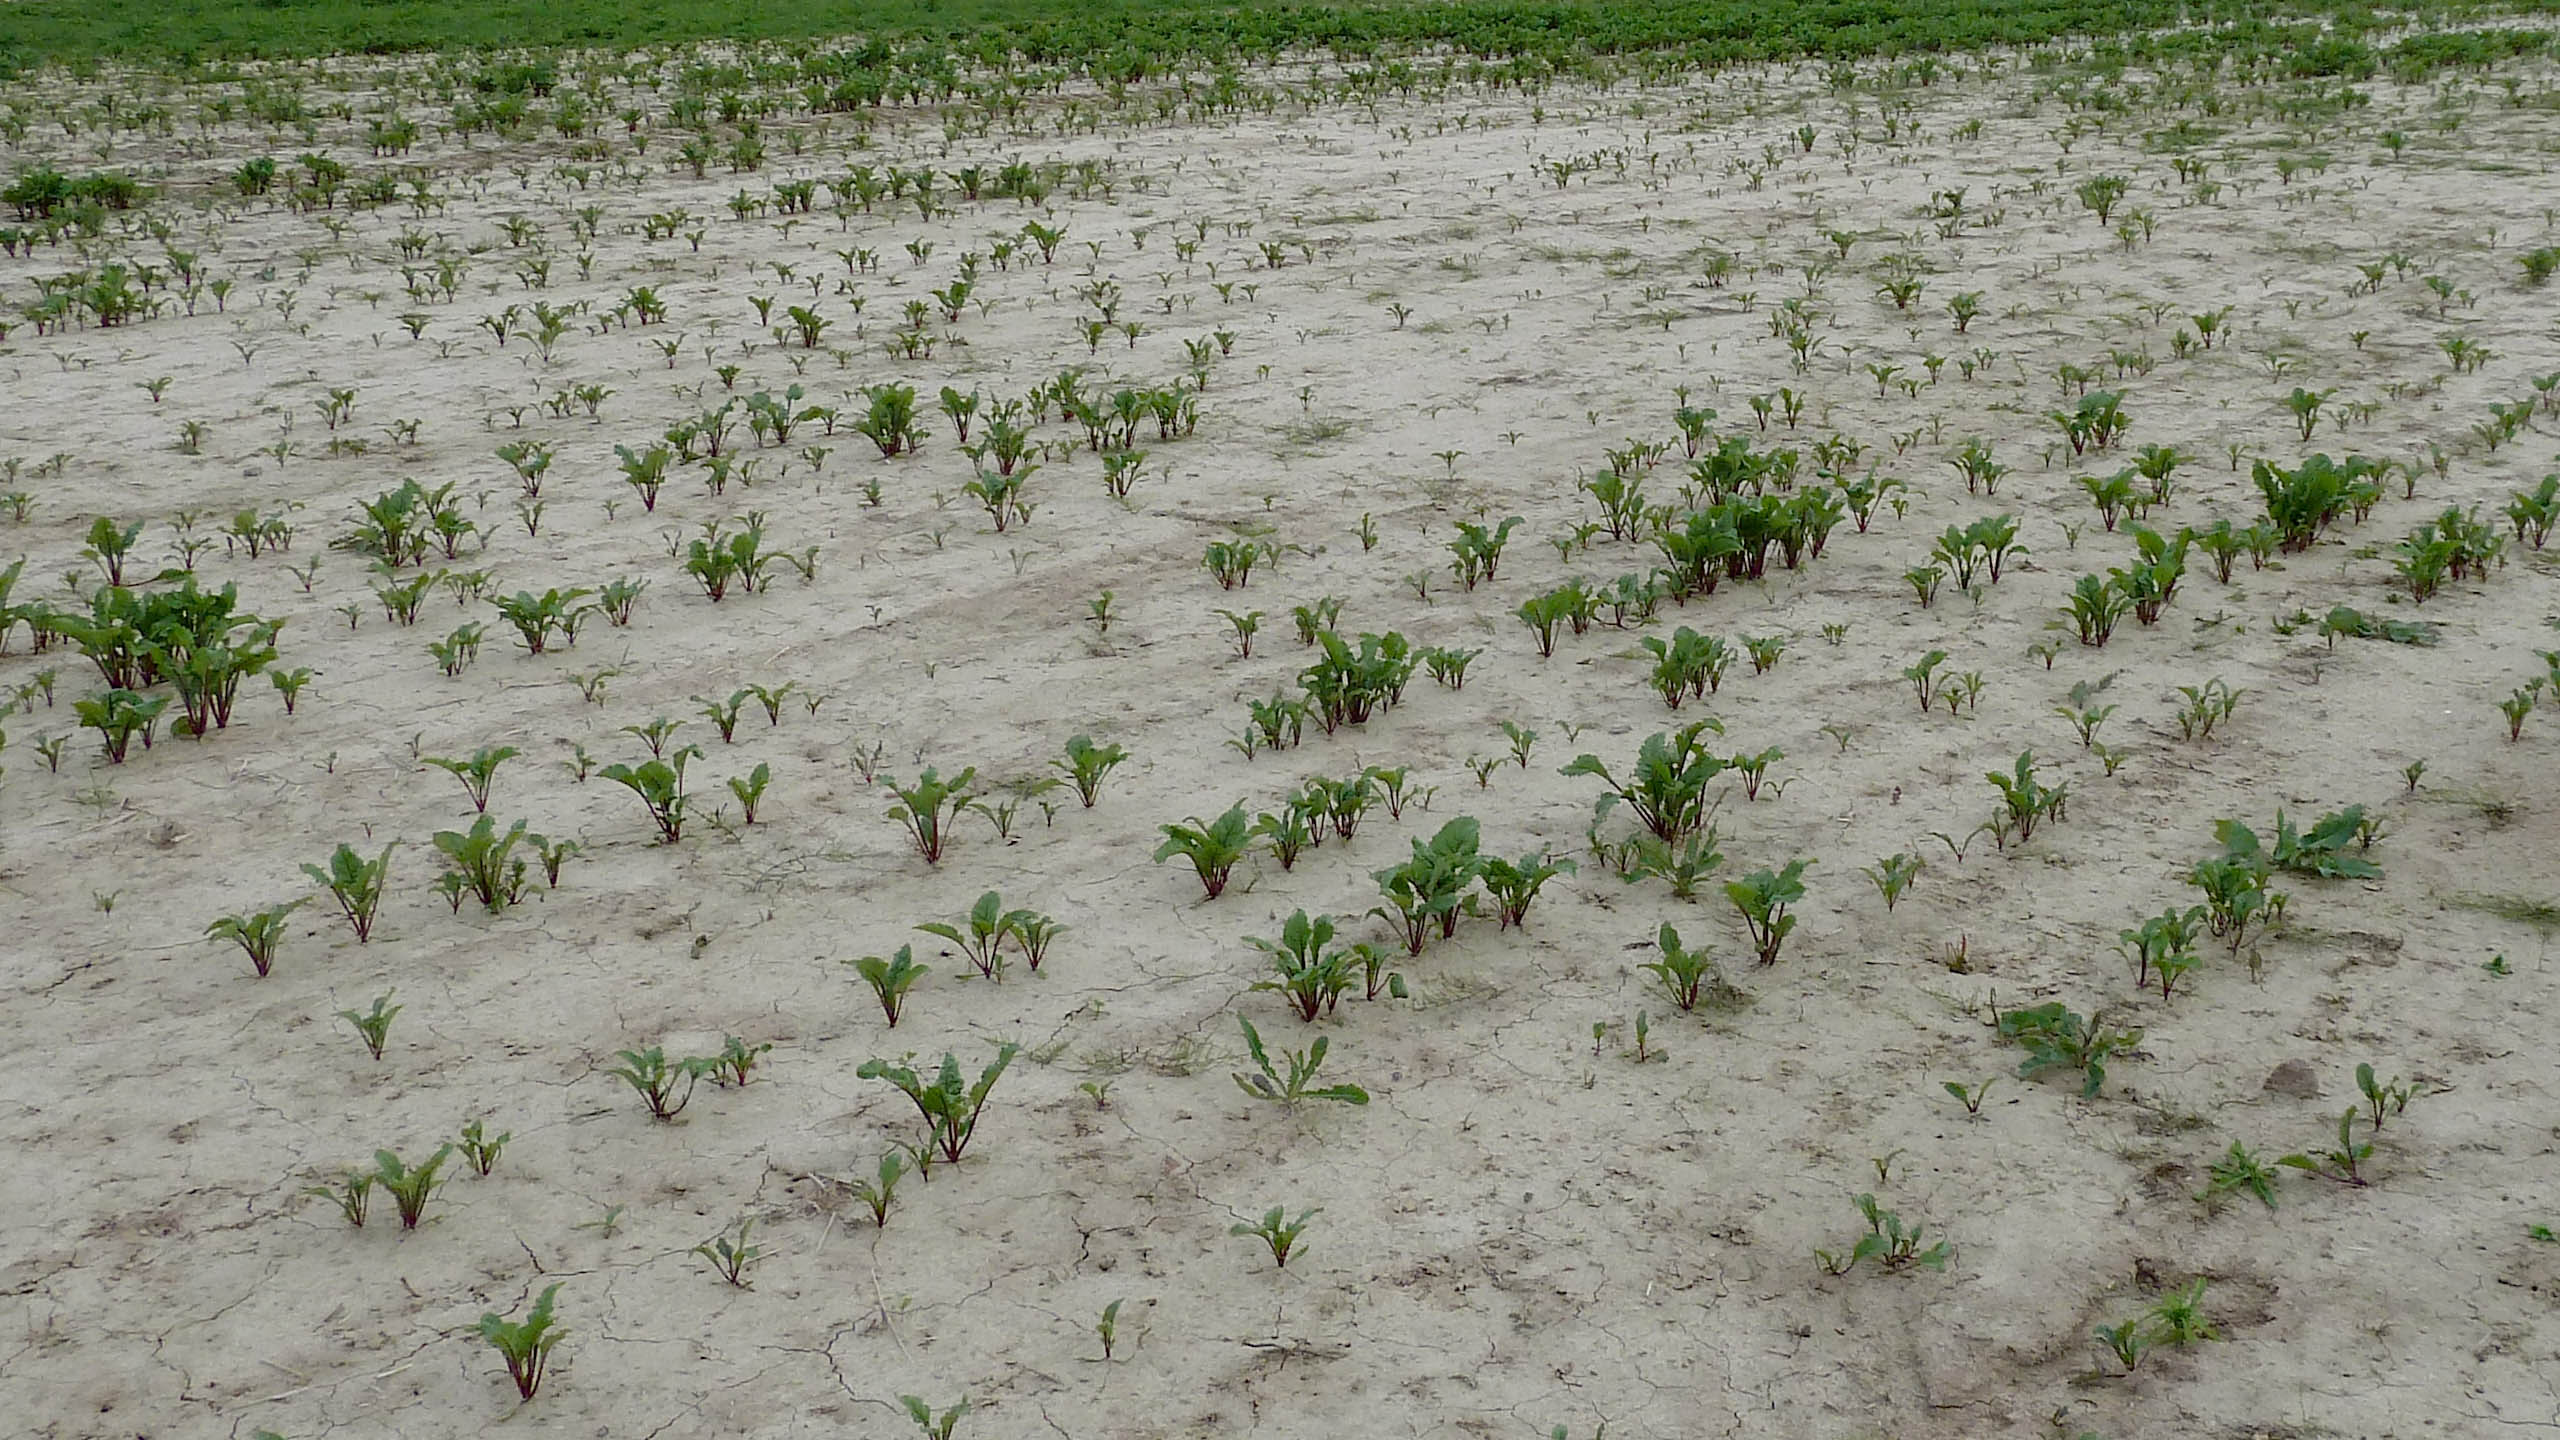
2;7;2559;1439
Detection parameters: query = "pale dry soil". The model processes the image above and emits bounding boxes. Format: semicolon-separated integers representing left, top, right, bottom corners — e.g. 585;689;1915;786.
1;45;2558;1440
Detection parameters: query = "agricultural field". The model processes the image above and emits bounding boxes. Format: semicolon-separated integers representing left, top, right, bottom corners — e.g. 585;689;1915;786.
3;10;2560;1440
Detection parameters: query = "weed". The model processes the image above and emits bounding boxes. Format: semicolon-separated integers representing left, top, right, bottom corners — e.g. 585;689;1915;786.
1943;1078;1994;1116
2200;1141;2278;1210
1232;1016;1367;1106
1999;1002;2140;1097
1815;1193;1950;1275
2281;1107;2373;1186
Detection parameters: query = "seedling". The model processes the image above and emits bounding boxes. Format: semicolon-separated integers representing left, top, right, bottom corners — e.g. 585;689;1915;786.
1815;1193;1950;1275
477;1283;564;1401
1863;852;1923;911
599;747;700;843
339;991;401;1060
2281;1108;2374;1185
1726;860;1812;965
2356;1062;2422;1129
858;1044;1020;1164
1479;851;1575;929
693;1218;762;1286
1053;735;1128;806
1232;1016;1368;1106
1999;1002;2140;1097
433;815;538;911
705;1035;772;1088
604;1046;706;1121
373;1144;454;1229
206;898;306;977
1643;924;1724;1011
887;766;978;863
458;1118;510;1177
1231;1205;1318;1268
305;1168;374;1227
1245;910;1356;1021
1155;804;1253;899
847;1149;907;1227
304;842;395;942
1942;1078;1994;1116
2093;1318;2150;1374
850;945;927;1026
2200;1141;2278;1210
1096;1298;1125;1360
918;891;1042;982
902;1396;968;1440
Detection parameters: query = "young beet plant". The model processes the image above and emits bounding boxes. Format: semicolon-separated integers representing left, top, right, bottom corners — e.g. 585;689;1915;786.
887;766;977;863
915;891;1061;982
206;898;306;977
858;1044;1019;1165
1156;804;1253;899
305;842;395;942
848;944;928;1026
479;1283;565;1402
1231;1205;1319;1269
1725;859;1812;965
600;746;700;842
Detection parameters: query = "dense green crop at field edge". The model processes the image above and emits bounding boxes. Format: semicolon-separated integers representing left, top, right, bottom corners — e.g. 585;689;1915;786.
4;0;2558;70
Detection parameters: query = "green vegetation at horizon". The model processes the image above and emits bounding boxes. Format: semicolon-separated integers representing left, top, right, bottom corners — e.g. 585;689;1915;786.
7;0;2560;70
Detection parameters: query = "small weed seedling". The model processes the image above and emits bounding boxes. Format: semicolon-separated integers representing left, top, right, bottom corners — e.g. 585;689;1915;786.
478;1283;564;1401
2279;1108;2374;1186
1815;1193;1950;1275
1999;1002;2140;1097
2200;1141;2279;1210
1232;1016;1369;1106
1231;1205;1318;1268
